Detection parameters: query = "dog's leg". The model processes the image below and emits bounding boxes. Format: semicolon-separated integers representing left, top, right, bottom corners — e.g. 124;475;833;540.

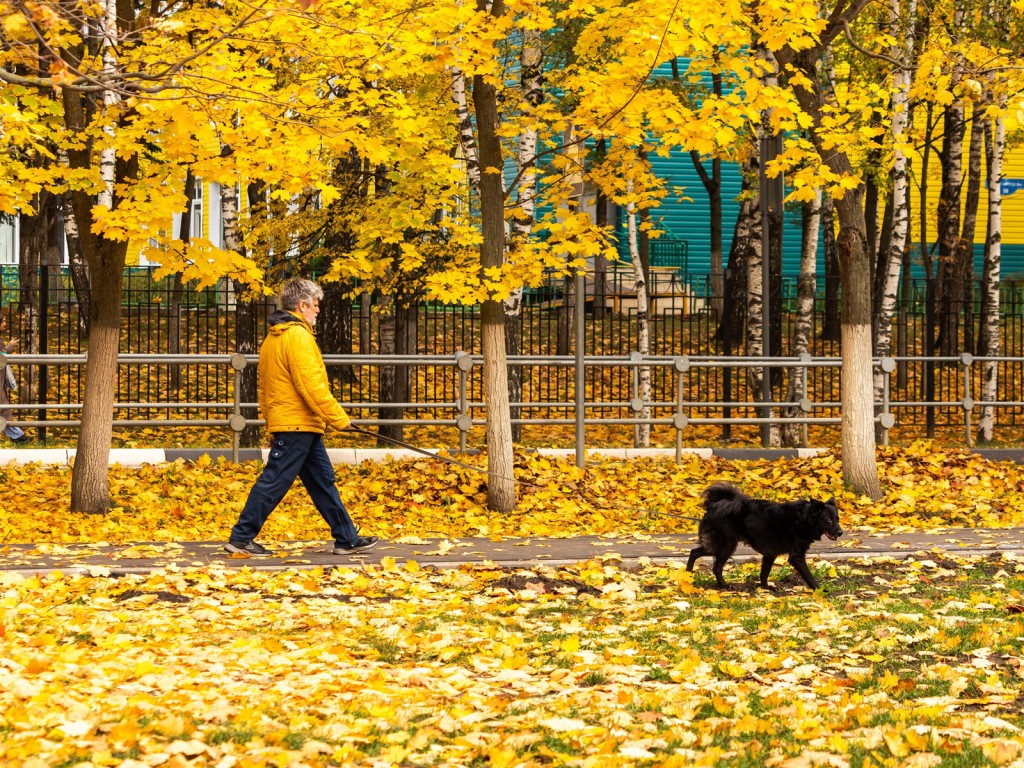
788;553;819;590
758;556;777;590
686;546;707;572
711;543;736;589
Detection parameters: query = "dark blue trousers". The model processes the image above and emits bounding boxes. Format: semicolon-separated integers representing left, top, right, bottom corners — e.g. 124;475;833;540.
230;432;359;547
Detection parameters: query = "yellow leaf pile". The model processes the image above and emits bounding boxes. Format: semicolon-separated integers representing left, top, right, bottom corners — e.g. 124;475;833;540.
1;443;1024;545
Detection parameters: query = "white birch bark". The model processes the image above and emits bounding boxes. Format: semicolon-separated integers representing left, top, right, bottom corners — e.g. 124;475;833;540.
451;67;481;194
978;114;1003;442
221;182;241;254
627;180;651;447
504;28;543;441
504;28;543;320
97;0;119;210
873;0;916;443
782;190;821;447
746;176;765;427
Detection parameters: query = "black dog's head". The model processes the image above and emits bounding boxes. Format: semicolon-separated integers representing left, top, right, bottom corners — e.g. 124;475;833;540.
816;497;843;540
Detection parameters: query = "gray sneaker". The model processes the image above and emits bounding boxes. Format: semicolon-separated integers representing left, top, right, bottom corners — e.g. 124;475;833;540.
224;539;274;557
333;536;379;555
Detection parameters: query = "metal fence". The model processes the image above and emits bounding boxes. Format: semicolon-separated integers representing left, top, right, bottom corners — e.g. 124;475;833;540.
0;352;1020;456
3;265;1024;436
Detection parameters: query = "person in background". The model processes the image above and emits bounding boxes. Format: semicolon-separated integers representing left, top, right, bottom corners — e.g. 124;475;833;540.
0;315;30;445
224;278;378;557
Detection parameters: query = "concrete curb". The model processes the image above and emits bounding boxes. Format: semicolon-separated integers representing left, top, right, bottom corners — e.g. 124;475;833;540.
2;445;1024;467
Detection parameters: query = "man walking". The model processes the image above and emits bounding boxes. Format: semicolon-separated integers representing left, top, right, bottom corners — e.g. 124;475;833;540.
225;278;378;557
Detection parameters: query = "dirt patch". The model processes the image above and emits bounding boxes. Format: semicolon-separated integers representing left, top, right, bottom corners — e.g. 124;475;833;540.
492;572;601;596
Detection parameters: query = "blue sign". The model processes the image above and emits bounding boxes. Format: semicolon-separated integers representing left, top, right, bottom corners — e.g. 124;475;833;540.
1002;178;1024;196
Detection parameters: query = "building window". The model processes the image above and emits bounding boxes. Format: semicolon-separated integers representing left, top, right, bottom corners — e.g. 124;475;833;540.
190;181;203;240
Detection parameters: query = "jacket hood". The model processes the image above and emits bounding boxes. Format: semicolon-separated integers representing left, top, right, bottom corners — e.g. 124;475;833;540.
267;309;309;335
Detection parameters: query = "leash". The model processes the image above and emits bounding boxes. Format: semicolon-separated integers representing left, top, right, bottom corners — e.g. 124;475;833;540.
344;424;704;524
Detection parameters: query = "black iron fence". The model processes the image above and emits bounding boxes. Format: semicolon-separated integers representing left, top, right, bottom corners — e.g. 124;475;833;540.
2;265;1023;441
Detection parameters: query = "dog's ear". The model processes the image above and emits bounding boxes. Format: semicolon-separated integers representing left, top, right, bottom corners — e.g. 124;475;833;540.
826;496;836;506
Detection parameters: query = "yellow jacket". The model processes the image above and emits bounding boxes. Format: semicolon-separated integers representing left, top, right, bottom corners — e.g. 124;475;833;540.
258;309;350;435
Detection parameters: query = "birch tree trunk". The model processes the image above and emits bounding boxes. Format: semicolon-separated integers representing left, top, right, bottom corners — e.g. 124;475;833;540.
627;181;651;448
97;0;118;212
745;157;768;442
782;191;821;447
57;151;91;337
872;0;916;444
978;114;1003;442
450;67;481;193
474;0;515;512
505;26;543;443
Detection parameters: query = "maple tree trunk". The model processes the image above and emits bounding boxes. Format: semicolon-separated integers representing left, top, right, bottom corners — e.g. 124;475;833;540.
716;171;757;442
71;241;127;513
958;114;984;356
232;283;260;448
777;34;882;500
320;282;355;383
473;20;515;511
716;168;756;346
820;194;840;343
222;181;260;448
169;169;195;393
377;292;405;444
978;115;1003;443
593;139;609;321
936;100;966;357
672;60;724;318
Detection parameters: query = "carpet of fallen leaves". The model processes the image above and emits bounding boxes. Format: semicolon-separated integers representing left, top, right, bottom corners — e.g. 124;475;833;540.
2;555;1024;767
2;444;1024;545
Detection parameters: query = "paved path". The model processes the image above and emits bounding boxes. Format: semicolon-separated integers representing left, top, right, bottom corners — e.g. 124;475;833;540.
2;527;1022;577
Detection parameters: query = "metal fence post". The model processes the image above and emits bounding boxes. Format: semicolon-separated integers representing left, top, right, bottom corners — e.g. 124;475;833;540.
961;353;975;447
455;351;473;454
673;356;689;464
229;353;248;463
800;352;811;447
38;263;48;443
629;351;642;446
575;269;586;469
879;357;896;445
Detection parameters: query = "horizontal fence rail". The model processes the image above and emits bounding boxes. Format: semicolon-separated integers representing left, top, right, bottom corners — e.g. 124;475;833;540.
4;267;1024;424
0;352;1019;461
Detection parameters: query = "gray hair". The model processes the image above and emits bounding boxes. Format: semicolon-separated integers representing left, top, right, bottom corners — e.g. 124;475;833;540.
278;278;323;311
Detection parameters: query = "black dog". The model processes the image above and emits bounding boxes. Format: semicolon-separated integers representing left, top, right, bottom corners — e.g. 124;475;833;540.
686;482;842;590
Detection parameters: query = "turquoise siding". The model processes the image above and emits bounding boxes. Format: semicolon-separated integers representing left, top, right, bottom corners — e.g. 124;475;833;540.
612;152;1024;279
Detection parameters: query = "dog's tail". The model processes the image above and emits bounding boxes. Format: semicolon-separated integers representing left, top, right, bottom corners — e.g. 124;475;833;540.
701;482;747;518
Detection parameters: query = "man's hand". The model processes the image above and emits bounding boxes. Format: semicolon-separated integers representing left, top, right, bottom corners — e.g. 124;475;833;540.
4;339;17;354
